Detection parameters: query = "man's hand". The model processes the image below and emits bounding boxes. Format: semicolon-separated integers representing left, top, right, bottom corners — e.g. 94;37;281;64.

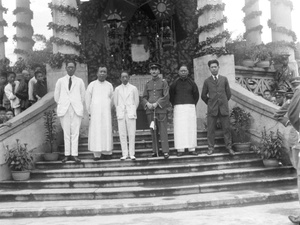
146;102;153;109
152;102;158;109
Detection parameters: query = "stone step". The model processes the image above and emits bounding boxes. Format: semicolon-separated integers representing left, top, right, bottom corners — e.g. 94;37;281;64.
35;152;258;169
0;186;297;218
79;130;223;143
60;144;228;159
0;176;296;202
0;167;294;189
59;137;224;152
31;159;264;179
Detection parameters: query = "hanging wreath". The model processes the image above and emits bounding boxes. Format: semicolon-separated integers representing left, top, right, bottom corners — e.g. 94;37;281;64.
48;22;80;36
243;25;263;39
48;3;80;19
0;35;7;43
195;3;225;18
49;36;81;52
268;20;297;41
243;11;262;23
195;30;230;51
194;17;227;37
269;0;293;10
13;7;33;19
0;20;7;27
242;0;258;12
13;35;35;45
12;21;34;33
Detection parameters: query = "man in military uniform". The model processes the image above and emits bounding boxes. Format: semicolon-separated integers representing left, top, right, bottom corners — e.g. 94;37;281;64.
274;54;295;92
142;63;170;159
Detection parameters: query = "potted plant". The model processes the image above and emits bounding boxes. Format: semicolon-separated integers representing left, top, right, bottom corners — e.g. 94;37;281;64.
230;106;251;152
43;109;59;161
255;44;271;68
254;128;282;167
242;44;259;67
5;139;33;181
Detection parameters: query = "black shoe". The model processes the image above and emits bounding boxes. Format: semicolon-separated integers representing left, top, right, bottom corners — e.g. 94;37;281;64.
61;156;70;163
163;153;169;159
94;157;101;161
288;215;300;223
189;151;198;156
152;153;159;157
207;149;214;155
72;156;81;163
177;152;184;157
227;149;235;156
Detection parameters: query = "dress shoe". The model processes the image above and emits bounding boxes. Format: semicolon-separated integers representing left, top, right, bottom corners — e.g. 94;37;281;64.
163;153;169;159
288;215;300;223
120;156;127;160
94;157;101;161
177;152;184;157
152;153;159;157
227;149;235;155
130;156;136;160
61;156;70;163
207;149;214;155
72;156;81;163
189;151;198;156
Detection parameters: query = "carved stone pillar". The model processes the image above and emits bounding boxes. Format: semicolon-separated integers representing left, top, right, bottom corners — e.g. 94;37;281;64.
243;0;262;45
15;0;33;59
194;0;235;129
269;0;298;76
0;0;6;60
52;0;80;55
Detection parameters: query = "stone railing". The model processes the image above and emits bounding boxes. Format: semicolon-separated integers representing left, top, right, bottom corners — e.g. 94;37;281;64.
235;66;276;94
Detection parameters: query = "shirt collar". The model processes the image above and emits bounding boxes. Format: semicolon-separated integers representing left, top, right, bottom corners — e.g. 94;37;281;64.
212;74;219;79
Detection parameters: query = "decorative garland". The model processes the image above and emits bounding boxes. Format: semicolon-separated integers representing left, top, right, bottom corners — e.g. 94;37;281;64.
12;21;34;33
242;0;258;12
0;6;8;13
194;46;231;58
48;3;80;19
49;36;81;52
267;19;297;42
0;20;7;27
266;40;296;51
194;17;227;36
195;3;225;18
48;22;80;36
243;25;263;39
48;52;86;69
269;0;293;10
195;30;230;51
13;35;35;45
14;48;30;56
0;35;8;43
13;7;33;19
243;11;262;23
33;34;46;42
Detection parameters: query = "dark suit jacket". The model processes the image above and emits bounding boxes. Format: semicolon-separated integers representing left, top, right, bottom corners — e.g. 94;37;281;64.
201;75;231;116
288;87;300;132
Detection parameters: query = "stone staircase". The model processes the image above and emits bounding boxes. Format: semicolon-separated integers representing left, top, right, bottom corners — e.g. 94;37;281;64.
0;130;297;218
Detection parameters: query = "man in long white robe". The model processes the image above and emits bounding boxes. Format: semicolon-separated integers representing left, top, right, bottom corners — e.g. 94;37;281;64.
85;66;114;160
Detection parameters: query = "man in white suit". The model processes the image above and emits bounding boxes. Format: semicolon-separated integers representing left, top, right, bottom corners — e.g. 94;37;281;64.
54;60;85;163
114;71;139;160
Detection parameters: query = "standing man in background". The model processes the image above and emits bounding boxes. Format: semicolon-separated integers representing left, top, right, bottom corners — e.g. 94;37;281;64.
54;60;85;163
169;64;199;156
114;71;139;160
142;63;170;159
201;59;235;156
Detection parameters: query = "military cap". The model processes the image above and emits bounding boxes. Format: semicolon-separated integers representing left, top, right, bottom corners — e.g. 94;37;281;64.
149;62;161;69
275;89;286;96
290;76;300;85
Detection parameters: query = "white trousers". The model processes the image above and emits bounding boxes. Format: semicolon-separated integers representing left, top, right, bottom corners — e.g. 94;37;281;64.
59;106;82;156
118;112;136;157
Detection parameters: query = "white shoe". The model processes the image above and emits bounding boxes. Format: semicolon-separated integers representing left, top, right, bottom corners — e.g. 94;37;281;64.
130;156;136;160
120;156;127;160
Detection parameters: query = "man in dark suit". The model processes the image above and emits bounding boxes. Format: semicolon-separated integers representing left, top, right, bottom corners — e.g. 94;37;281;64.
142;63;170;159
201;59;235;155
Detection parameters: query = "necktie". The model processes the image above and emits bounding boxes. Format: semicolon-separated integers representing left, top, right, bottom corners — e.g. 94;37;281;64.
214;75;218;81
68;77;72;90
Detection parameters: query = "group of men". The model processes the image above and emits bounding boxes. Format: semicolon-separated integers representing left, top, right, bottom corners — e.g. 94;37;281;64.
54;59;235;163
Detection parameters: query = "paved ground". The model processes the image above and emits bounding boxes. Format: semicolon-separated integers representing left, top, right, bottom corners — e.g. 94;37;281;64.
1;201;300;225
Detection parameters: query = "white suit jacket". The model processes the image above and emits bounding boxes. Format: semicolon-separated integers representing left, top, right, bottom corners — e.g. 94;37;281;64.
4;81;20;109
113;83;139;120
54;75;85;117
